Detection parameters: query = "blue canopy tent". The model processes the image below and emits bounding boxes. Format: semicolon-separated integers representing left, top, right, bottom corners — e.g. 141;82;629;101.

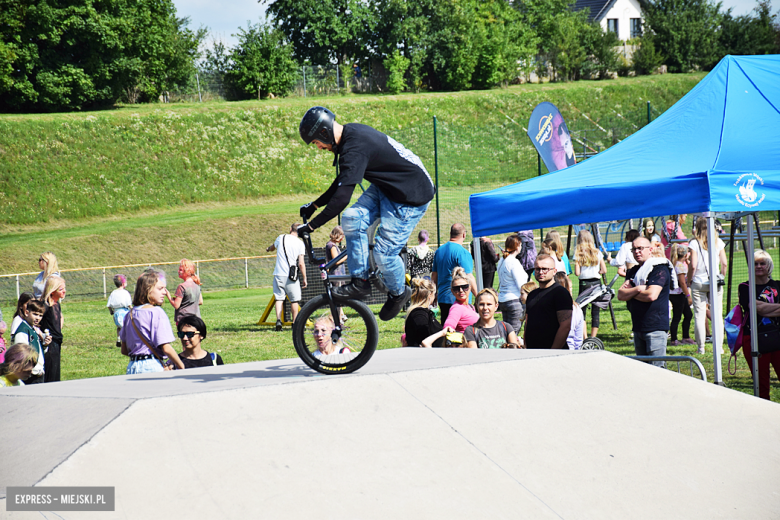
469;55;780;390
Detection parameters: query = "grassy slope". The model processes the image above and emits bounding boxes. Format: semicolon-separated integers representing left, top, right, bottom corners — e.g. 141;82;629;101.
0;73;705;274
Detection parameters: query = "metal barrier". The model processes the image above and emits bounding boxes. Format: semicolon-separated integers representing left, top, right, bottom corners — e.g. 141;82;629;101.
628;355;707;382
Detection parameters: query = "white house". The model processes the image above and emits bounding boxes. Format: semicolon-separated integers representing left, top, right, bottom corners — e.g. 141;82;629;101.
573;0;644;41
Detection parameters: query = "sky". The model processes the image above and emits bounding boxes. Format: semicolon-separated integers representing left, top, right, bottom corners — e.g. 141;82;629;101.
174;0;771;50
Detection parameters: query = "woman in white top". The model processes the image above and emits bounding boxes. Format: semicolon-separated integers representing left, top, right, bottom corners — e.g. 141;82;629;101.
497;235;529;334
574;230;607;338
33;252;60;299
687;218;727;355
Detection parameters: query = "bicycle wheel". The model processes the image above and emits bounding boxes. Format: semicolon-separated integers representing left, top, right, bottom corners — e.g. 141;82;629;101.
293;294;379;374
581;337;605;350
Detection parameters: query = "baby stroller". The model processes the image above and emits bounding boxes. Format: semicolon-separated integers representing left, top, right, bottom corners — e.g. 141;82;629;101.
575;273;621;350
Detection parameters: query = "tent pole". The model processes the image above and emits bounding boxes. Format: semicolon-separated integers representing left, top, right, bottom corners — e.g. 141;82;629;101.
746;216;759;397
727;219;736;309
473;237;484;293
706;215;723;385
753;213;765;250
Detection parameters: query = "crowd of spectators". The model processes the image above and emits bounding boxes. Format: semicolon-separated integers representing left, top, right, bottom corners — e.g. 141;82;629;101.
2;215;774;400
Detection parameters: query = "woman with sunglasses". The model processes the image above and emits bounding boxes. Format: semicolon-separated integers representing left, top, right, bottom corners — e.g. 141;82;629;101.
33;252;60;299
442;267;479;333
176;316;223;369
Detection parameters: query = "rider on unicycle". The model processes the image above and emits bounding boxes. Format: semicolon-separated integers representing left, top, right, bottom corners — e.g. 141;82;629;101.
297;106;435;320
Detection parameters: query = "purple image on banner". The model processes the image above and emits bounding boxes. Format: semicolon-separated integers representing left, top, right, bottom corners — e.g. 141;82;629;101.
527;102;576;173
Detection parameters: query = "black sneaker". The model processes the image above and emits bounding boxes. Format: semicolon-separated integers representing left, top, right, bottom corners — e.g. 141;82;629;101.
275;319;283;331
332;277;372;301
115;340;121;348
379;286;412;321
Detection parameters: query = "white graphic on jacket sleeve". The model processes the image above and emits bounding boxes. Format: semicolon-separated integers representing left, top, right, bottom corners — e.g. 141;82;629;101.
386;136;434;188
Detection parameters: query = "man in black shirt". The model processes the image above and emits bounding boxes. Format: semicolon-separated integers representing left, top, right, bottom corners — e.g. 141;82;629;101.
618;237;672;367
524;254;572;349
297;107;435;320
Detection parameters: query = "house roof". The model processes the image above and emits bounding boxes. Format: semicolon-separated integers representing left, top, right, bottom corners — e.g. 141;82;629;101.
572;0;619;22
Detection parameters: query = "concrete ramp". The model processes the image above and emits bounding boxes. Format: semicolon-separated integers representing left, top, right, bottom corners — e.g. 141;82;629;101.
2;349;778;519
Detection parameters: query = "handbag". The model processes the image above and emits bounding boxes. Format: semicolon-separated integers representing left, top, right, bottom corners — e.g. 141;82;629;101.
756;325;780;354
129;307;172;369
282;235;299;282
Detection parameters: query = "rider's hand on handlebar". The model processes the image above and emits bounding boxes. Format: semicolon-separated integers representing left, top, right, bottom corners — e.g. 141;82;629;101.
300;202;317;220
297;223;312;235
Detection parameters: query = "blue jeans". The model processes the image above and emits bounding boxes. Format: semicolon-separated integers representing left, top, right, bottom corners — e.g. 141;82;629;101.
126;357;164;374
633;330;667;368
342;185;429;297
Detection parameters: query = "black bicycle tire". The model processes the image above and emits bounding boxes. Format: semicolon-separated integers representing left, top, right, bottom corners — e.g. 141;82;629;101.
581;337;605;350
292;294;379;374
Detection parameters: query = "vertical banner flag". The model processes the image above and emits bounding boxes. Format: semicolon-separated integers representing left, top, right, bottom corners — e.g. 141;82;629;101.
527;102;576;173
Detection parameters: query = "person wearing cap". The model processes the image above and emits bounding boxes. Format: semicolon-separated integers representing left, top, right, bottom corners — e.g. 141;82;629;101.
297;106;435;321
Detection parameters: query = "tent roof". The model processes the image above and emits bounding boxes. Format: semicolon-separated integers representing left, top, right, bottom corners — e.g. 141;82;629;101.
469;55;780;236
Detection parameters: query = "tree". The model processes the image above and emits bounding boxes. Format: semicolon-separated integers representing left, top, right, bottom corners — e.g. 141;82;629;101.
632;36;664;74
582;23;621;80
471;0;538;89
640;0;722;72
263;0;376;68
514;0;590;82
720;1;780;56
384;50;409;94
0;0;204;111
226;22;298;99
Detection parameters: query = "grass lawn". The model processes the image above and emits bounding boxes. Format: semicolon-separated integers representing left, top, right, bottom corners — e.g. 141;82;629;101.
13;273;776;403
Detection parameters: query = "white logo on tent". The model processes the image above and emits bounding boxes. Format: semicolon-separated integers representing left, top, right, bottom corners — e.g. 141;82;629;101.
735;173;765;208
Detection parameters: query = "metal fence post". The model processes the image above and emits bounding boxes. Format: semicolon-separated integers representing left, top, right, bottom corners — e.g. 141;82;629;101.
647;101;651;125
538;153;543;242
103;268;107;299
196;73;202;103
245;258;249;288
196;262;200;280
16;275;20;299
433;116;441;246
303;66;306;97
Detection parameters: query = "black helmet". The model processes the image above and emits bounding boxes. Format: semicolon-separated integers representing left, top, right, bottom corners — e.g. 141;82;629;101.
299;106;336;145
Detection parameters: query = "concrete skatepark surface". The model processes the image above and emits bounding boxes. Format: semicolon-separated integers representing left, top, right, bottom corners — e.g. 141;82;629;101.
1;348;779;519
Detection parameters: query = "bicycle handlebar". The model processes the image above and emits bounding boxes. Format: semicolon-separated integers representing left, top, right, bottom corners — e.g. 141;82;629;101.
300;217;326;265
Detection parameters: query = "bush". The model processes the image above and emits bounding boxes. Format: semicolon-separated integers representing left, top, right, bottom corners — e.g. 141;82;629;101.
384;50;410;94
616;55;632;77
633;38;664;75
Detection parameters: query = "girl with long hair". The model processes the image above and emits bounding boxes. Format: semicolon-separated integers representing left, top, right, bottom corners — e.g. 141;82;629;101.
687;218;727;355
669;244;694;346
497;234;529;334
642;218;662;244
33;252;60;299
545;230;571;274
167;259;203;324
41;275;66;382
574;230;607;338
404;277;450;348
122;271;185;373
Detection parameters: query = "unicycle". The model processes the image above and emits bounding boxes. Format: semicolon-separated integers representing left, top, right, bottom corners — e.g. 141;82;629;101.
292;217;381;374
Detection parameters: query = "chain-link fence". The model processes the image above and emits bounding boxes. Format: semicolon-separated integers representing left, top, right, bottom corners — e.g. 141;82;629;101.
0;256;278;307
